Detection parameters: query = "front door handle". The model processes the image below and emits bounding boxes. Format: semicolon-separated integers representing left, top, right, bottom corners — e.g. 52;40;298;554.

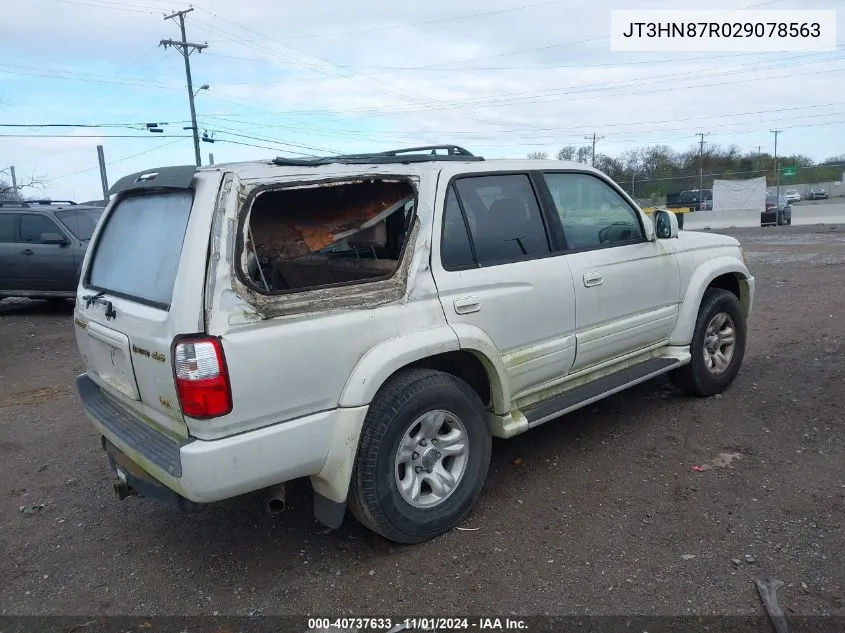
583;271;603;287
454;297;481;314
20;249;33;256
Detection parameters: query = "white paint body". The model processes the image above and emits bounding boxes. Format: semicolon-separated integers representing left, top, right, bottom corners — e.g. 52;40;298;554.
73;159;755;509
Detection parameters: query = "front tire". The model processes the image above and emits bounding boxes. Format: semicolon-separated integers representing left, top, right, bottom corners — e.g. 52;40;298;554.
349;369;491;544
670;288;747;397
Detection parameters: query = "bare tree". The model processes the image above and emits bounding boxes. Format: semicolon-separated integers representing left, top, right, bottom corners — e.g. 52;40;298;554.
527;151;548;160
0;171;45;201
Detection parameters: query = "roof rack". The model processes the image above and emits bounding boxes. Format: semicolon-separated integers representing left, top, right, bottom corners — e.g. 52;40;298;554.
271;145;484;167
0;199;77;207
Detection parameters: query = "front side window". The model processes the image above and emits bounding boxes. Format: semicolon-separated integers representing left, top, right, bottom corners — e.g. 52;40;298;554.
20;214;61;243
543;173;644;250
453;174;550;266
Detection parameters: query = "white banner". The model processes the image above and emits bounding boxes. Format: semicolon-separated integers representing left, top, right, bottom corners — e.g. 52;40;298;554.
610;10;837;52
712;177;767;212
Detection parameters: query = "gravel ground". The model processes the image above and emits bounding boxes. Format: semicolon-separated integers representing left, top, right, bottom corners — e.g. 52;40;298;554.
0;224;842;620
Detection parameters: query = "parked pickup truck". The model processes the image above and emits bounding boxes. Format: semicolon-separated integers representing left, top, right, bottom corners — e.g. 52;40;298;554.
73;147;754;544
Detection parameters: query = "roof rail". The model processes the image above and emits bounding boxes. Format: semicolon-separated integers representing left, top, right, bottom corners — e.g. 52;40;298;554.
0;199;80;208
370;145;476;157
271;145;483;167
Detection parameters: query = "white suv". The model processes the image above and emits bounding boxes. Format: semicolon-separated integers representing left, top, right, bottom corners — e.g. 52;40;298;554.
73;146;754;544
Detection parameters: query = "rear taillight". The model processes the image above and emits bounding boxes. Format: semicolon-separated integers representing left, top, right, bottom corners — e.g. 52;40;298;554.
173;337;232;419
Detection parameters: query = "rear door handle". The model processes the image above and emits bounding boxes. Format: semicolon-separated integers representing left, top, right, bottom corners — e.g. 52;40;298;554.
454;297;481;314
583;271;603;287
20;249;33;256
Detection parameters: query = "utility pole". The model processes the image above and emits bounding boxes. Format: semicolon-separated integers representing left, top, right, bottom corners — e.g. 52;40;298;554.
161;8;207;167
583;132;604;167
9;166;17;192
96;145;109;200
770;129;782;201
696;132;710;208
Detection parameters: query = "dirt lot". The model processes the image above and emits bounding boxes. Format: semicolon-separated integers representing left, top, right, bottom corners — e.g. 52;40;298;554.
0;224;842;620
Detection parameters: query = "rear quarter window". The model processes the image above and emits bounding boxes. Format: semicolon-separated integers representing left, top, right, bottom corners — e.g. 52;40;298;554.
86;191;193;309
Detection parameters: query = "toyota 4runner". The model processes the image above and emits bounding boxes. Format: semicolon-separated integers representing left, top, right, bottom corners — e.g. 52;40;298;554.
73;145;754;544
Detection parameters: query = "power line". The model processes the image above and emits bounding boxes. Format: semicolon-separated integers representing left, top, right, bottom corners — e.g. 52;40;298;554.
52;0;171;14
459;117;845;149
44;137;186;183
201;0;570;42
186;0;810;134
327;50;800;72
0;134;193;139
202;125;337;154
196;103;845;149
0;62;176;88
189;13;523;134
354;51;844;116
193;54;845;124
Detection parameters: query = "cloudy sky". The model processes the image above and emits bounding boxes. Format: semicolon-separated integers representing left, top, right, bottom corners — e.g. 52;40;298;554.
2;0;844;200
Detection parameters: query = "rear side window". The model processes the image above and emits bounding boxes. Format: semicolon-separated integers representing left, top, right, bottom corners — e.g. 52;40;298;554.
56;207;104;240
440;185;475;270
87;191;193;309
453;174;549;266
20;214;60;243
0;214;16;243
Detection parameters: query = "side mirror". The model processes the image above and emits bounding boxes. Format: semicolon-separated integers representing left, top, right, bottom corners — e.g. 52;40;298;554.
654;210;679;239
41;232;68;245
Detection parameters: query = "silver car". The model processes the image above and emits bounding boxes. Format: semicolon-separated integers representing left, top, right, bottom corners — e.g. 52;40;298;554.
783;189;801;204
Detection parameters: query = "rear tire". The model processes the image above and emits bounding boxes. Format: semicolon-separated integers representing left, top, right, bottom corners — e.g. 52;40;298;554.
670;288;747;397
349;369;491;544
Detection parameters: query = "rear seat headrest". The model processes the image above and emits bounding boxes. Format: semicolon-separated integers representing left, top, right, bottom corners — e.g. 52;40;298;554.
348;222;387;248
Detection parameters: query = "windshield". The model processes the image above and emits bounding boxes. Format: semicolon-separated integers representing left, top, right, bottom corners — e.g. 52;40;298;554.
55;207;104;240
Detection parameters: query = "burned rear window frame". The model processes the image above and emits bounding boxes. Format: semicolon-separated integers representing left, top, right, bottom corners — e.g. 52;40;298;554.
233;175;419;298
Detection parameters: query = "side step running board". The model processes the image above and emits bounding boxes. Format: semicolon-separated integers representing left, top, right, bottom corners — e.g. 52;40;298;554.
523;357;681;428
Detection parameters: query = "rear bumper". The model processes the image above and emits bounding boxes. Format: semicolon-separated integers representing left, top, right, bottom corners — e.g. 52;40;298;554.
76;374;366;504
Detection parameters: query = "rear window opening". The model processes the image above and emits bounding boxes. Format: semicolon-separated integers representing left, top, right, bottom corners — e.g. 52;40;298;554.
242;178;416;293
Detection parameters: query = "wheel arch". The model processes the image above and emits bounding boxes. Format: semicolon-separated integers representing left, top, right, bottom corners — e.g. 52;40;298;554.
338;324;509;414
314;327;506;521
669;257;753;346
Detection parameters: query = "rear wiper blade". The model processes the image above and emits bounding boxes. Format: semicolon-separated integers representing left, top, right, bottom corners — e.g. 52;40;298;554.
82;291;105;308
82;291;117;320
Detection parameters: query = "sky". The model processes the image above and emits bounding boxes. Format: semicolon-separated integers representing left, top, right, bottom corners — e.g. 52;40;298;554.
1;0;844;201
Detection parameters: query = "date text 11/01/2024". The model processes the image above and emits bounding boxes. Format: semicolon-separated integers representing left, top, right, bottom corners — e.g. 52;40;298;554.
306;617;528;631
